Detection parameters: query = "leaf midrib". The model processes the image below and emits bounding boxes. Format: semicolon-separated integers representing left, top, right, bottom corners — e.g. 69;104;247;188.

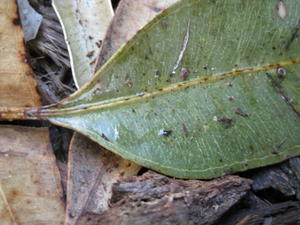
41;58;300;117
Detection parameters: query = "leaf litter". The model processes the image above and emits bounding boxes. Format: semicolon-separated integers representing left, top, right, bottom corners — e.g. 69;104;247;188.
0;0;298;224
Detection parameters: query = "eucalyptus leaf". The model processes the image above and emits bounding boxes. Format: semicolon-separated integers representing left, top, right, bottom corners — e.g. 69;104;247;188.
2;0;300;179
52;0;114;87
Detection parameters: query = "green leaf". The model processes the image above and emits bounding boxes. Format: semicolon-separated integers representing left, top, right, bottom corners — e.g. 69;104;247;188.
2;0;300;178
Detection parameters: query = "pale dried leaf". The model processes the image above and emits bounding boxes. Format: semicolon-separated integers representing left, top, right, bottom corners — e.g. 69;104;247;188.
65;133;140;225
0;126;65;225
52;0;114;88
94;0;179;71
17;0;42;42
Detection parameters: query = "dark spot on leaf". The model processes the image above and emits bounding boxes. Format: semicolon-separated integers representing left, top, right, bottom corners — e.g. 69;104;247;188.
155;70;161;78
125;74;133;87
180;67;190;81
276;67;287;78
227;82;233;87
182;124;189;137
235;108;250;117
266;73;300;117
89;58;96;65
153;7;162;13
217;117;233;123
275;138;287;151
272;149;279;154
228;96;235;102
161;19;168;27
159;129;172;136
249;145;254;151
86;50;94;57
132;109;136;113
92;87;101;95
285;19;300;50
12;18;20;26
149;47;153;55
272;46;276;50
101;133;110;142
203;66;208;70
96;40;102;48
215;116;234;128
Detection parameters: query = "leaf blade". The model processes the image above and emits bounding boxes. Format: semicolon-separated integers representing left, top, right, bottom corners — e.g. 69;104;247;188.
44;0;300;178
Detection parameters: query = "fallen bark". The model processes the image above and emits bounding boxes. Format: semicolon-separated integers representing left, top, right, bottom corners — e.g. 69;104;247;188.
76;171;252;225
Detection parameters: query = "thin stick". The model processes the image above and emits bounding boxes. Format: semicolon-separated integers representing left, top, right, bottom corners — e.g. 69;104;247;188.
0;107;44;120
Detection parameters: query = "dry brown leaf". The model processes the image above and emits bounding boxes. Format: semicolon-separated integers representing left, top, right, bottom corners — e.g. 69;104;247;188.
0;126;65;225
0;0;41;107
94;0;179;71
65;133;140;225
